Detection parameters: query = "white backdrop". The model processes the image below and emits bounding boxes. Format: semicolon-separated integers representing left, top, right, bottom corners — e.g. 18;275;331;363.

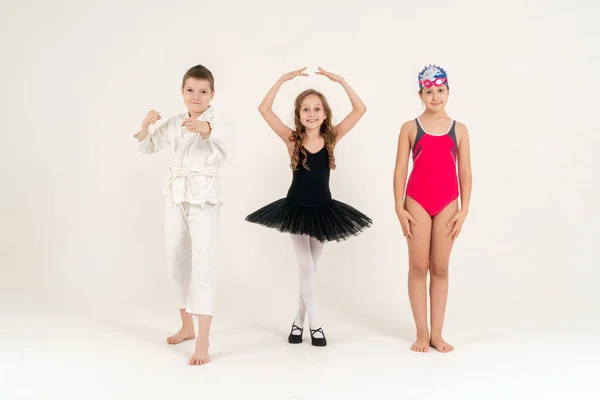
1;0;598;333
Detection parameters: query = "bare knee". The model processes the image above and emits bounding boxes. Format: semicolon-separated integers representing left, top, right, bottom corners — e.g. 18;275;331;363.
430;261;449;278
409;260;429;277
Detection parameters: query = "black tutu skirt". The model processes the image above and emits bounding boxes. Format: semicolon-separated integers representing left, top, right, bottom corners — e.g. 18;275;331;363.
245;198;373;243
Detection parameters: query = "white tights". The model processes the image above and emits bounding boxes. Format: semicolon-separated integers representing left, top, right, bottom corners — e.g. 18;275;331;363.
290;234;324;333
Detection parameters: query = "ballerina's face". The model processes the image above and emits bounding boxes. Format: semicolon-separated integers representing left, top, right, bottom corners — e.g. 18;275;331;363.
299;94;327;130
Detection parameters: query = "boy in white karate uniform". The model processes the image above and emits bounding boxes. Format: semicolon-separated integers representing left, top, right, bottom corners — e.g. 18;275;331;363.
134;65;232;365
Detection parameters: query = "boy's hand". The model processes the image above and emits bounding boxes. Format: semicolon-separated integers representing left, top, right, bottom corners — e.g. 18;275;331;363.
182;118;211;139
142;110;161;128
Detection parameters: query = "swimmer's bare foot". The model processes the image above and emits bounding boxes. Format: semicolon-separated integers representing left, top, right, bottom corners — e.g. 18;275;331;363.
166;326;195;345
411;331;430;352
430;336;454;353
189;335;209;365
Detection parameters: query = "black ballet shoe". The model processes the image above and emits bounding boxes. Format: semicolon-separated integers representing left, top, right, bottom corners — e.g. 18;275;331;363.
310;327;327;347
288;323;304;344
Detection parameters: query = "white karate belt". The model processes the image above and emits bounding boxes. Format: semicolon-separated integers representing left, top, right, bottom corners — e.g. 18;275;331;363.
163;165;220;199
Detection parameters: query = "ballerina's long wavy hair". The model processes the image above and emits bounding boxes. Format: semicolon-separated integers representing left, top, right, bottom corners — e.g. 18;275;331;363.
289;89;338;170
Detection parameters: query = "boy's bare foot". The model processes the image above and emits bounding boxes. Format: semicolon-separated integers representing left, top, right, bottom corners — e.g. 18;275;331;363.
411;332;430;352
189;335;209;365
430;336;454;353
166;327;195;345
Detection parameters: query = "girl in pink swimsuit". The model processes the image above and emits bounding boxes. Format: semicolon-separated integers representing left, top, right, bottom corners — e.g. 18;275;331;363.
393;65;473;353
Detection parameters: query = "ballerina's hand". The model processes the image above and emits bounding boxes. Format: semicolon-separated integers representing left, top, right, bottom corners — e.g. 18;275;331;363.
315;67;344;83
279;67;309;82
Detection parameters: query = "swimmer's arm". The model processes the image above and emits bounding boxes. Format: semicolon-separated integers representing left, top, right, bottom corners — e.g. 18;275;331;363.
394;121;413;216
457;123;472;213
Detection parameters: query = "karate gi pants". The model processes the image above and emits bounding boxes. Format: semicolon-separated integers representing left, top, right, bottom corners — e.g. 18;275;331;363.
164;199;219;316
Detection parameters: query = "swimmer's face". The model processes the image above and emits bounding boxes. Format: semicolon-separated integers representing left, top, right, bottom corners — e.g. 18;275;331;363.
419;84;449;110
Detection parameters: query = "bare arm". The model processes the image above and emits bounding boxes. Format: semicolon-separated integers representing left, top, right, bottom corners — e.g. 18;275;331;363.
456;123;473;212
258;68;308;146
393;121;413;216
393;121;419;237
446;122;472;239
316;67;366;142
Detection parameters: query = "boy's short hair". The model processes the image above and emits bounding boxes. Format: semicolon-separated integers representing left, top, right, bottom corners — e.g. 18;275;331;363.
182;65;215;91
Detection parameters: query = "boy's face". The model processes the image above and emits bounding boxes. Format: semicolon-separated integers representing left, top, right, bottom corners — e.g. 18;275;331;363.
182;78;214;114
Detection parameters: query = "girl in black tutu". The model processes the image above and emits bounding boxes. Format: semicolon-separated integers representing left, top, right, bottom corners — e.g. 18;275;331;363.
246;67;372;346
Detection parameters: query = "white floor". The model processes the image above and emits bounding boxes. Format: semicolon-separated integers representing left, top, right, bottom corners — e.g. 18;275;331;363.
1;302;599;400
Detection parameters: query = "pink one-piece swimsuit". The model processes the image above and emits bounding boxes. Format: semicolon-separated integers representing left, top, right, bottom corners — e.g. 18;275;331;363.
405;118;459;217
